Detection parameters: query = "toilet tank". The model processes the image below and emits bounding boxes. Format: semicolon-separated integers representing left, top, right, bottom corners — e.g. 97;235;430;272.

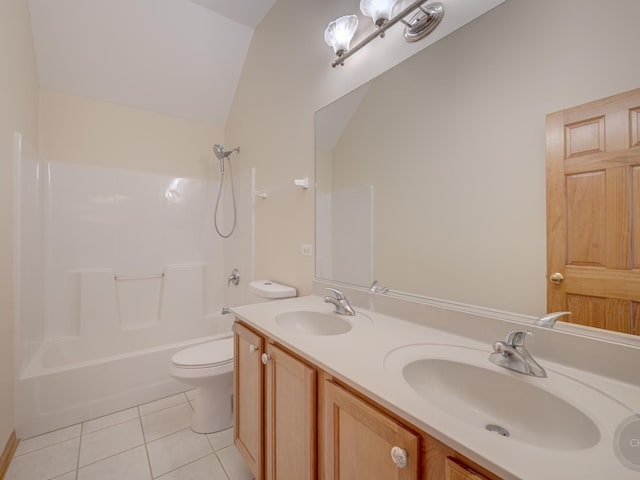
248;280;297;301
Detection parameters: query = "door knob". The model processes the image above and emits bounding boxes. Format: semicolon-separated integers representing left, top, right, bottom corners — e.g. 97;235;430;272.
248;344;258;354
549;272;564;285
261;353;271;365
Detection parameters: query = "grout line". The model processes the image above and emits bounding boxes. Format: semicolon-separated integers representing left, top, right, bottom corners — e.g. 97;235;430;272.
12;432;82;459
139;411;155;480
152;451;213;479
48;468;77;480
145;426;196;447
75;441;147;471
213;448;231;480
204;429;233;453
139;393;191;418
81;411;141;436
74;422;83;480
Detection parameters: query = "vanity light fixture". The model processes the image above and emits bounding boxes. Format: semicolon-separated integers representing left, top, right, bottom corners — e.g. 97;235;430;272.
324;15;359;57
325;0;444;68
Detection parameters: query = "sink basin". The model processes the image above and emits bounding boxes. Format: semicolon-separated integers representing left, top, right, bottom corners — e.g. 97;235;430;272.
275;311;352;336
385;345;602;451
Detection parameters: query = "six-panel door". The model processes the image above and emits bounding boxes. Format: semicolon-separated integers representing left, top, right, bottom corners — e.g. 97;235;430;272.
546;88;640;334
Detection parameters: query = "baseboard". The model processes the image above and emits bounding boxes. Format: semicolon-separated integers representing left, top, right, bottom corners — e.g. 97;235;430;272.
0;430;19;480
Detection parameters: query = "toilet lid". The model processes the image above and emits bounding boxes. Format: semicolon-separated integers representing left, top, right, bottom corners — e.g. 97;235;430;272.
171;337;233;368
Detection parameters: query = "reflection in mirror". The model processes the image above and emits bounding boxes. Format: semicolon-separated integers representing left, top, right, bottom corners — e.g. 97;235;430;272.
315;0;640;337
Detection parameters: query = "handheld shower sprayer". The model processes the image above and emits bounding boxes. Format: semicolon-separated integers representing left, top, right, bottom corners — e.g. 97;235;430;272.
213;144;240;159
214;144;240;174
213;144;240;238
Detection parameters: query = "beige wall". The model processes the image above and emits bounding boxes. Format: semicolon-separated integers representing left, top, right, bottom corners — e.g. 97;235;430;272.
225;0;455;294
229;0;640;309
325;0;640;314
40;89;224;179
0;0;39;445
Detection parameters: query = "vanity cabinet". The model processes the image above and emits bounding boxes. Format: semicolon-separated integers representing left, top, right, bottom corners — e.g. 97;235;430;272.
234;320;500;480
322;379;419;480
233;322;317;480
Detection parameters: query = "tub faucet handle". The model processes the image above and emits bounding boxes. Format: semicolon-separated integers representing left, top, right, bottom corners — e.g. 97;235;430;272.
228;268;240;287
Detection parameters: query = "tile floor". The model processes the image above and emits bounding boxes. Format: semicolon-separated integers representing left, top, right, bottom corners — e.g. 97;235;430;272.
6;391;253;480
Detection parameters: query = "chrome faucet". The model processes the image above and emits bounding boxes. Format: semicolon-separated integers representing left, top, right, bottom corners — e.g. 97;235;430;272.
369;280;389;294
489;330;546;378
535;311;571;328
324;288;356;316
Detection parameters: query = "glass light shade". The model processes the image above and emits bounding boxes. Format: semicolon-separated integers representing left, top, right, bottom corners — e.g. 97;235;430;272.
360;0;398;26
324;15;359;55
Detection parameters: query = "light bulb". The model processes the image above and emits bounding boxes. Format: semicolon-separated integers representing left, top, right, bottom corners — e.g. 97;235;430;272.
324;15;359;56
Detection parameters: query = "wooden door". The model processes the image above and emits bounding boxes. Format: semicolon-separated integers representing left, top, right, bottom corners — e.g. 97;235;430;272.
264;343;317;480
323;380;419;480
546;88;640;334
234;322;264;479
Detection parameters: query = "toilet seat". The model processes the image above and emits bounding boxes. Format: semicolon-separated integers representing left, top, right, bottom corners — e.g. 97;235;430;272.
171;337;233;369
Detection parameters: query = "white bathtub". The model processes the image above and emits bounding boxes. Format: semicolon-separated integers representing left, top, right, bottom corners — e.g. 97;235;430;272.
15;315;233;439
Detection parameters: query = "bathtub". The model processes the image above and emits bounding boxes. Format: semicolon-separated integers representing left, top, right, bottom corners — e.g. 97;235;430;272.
15;314;233;439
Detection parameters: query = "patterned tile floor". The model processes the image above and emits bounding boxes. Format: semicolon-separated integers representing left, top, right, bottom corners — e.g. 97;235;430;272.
7;391;253;480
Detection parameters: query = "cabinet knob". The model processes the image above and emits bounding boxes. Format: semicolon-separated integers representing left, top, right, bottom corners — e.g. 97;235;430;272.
390;446;408;468
249;344;258;353
261;353;271;365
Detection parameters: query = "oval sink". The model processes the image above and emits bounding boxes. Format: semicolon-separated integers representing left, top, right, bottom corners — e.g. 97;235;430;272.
384;344;605;451
275;311;352;336
403;358;600;450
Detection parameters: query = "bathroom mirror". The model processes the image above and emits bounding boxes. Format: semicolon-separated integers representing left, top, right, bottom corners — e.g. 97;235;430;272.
315;0;640;337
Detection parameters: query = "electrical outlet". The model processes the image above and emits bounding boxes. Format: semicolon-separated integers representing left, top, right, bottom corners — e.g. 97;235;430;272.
301;244;313;256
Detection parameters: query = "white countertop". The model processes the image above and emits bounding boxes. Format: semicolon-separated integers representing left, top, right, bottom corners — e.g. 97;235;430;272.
231;295;640;480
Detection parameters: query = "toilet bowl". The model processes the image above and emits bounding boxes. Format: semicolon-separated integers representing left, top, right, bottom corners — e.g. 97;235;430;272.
170;281;295;433
169;336;234;434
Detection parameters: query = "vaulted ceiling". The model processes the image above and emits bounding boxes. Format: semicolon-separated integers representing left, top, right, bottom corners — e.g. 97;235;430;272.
28;0;276;126
27;0;503;127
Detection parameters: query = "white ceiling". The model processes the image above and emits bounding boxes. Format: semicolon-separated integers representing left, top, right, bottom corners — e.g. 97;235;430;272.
28;0;276;126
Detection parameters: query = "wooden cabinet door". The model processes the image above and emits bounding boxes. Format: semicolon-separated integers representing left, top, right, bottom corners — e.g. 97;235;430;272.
323;380;419;480
234;322;264;479
546;88;640;334
445;457;489;480
264;343;316;480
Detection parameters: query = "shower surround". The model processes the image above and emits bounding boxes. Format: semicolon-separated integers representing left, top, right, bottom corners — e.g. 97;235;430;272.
14;139;248;438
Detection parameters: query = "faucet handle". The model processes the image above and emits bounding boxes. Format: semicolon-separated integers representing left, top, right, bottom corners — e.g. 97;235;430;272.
325;287;345;300
535;311;571;328
505;330;532;347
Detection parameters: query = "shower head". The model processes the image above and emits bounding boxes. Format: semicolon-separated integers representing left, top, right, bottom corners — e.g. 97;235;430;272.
214;145;240;175
214;144;240;160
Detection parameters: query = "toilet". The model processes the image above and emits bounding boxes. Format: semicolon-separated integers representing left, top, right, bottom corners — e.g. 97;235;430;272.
170;280;296;434
169;336;234;433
